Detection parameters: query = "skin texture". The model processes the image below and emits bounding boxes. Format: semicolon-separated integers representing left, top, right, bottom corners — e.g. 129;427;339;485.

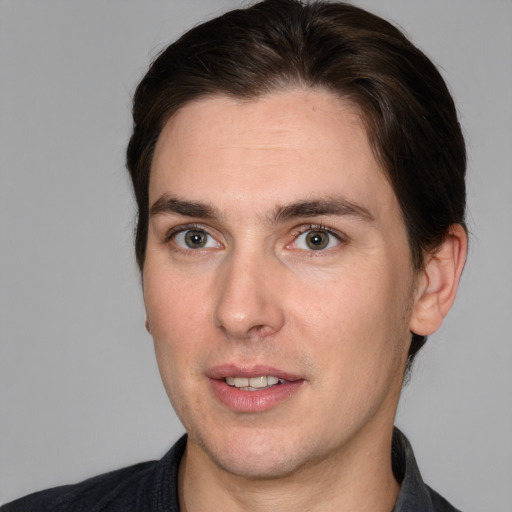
143;88;467;512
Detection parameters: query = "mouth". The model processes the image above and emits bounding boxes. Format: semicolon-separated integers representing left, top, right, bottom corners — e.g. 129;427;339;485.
224;375;285;391
207;365;305;412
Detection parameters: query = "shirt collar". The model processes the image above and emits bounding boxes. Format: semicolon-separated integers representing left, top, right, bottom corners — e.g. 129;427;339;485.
391;428;460;512
156;428;459;512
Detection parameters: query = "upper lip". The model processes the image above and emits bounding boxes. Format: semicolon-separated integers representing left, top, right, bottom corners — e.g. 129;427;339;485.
206;364;303;382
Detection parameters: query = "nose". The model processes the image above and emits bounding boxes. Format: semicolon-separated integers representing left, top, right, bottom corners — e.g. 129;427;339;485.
213;249;286;341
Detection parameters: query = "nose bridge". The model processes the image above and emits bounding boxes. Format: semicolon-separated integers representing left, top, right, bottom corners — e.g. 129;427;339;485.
213;242;285;340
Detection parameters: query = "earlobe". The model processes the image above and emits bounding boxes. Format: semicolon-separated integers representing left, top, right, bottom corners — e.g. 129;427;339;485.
409;224;468;336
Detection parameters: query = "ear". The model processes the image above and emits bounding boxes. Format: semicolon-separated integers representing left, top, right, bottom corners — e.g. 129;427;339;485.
410;224;468;336
145;317;151;334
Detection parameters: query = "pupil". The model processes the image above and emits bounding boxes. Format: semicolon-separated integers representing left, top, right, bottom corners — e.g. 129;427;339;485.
185;230;206;248
306;231;328;250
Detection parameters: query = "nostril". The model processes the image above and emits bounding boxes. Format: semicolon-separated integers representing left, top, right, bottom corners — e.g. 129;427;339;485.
248;324;277;338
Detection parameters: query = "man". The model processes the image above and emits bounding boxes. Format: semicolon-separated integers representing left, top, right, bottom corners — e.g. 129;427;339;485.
2;1;468;510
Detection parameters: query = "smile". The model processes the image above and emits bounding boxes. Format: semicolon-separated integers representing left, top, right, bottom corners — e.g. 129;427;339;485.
225;375;284;390
208;366;305;412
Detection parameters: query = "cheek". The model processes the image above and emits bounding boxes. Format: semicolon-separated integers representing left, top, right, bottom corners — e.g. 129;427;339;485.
296;260;412;374
297;263;388;330
143;271;213;427
144;258;212;333
143;268;211;379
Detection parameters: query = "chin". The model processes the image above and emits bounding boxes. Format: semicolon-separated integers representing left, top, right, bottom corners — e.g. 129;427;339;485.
196;428;311;480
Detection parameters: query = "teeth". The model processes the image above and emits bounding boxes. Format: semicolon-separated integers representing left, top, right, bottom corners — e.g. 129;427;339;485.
233;377;249;387
225;375;283;390
249;376;267;388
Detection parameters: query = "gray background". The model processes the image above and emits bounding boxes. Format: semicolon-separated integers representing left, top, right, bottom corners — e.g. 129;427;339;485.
1;1;511;510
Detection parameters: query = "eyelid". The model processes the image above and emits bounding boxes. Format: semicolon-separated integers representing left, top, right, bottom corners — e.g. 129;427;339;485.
288;223;347;250
162;222;346;252
291;223;344;238
164;223;223;250
164;223;209;241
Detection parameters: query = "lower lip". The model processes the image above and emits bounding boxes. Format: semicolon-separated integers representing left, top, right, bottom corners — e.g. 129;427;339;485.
209;378;304;413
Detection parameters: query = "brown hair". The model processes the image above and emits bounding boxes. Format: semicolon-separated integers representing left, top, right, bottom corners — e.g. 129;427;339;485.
126;0;466;365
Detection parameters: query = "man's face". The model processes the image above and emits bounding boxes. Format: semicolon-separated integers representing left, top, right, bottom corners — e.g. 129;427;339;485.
144;89;419;479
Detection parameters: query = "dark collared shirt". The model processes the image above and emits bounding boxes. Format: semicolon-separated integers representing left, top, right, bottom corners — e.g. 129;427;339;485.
391;429;461;512
1;429;461;511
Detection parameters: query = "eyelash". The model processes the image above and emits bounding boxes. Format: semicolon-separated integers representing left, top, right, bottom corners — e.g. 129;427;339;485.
289;224;345;251
162;223;219;256
164;223;207;244
291;223;336;236
163;223;345;254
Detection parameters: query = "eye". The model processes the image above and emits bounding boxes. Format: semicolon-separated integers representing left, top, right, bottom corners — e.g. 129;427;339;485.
173;228;220;250
293;228;341;251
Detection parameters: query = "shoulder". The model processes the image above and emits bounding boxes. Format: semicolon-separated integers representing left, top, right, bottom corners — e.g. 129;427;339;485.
392;428;463;512
2;435;187;512
1;460;157;512
2;436;187;512
427;485;463;512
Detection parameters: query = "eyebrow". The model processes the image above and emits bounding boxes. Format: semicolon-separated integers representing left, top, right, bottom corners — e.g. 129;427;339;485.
150;195;219;219
149;194;374;223
272;197;375;223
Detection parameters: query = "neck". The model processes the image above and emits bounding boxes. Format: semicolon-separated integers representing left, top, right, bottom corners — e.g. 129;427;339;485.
178;423;400;512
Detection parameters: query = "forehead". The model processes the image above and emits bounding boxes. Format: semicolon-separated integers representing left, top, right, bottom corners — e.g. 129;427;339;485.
149;88;396;222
